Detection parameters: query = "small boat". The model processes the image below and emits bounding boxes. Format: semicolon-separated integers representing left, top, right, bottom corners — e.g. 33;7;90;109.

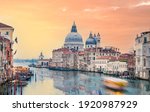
18;75;31;81
103;77;128;91
28;64;36;67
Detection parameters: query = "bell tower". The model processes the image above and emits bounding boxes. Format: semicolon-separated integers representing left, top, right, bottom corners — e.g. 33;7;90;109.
97;33;101;47
39;52;44;60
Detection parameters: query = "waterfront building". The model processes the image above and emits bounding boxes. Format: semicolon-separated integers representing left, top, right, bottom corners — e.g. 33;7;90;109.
84;47;120;72
77;51;86;71
119;53;135;72
135;31;150;80
107;61;127;74
0;23;14;41
63;51;78;70
51;22;128;74
95;56;111;72
51;48;79;70
0;23;14;79
85;32;101;48
64;22;84;51
51;48;70;68
36;52;50;68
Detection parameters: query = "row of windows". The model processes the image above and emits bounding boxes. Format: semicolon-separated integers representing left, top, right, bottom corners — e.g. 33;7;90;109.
137;37;148;44
89;53;118;56
136;48;150;55
86;45;96;48
137;58;150;67
108;64;127;68
95;61;107;64
0;31;9;36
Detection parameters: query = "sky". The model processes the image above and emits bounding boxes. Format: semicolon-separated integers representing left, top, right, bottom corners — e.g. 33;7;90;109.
0;0;150;59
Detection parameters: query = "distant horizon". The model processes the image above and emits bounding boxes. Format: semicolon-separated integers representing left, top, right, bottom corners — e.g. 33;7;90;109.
1;0;150;59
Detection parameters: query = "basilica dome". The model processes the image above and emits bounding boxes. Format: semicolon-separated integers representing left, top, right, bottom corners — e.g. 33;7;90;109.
65;32;83;43
64;22;84;51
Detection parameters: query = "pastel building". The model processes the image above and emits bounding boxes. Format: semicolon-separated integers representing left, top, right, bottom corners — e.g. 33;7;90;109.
51;48;69;68
135;31;150;80
107;61;127;74
84;47;121;72
0;23;14;78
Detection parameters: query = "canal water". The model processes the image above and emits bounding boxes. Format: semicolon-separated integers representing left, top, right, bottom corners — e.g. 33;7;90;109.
9;62;150;95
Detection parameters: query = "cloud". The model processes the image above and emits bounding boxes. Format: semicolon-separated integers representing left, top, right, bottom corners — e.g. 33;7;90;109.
110;6;120;11
61;7;67;12
83;6;120;12
133;1;150;7
83;8;100;12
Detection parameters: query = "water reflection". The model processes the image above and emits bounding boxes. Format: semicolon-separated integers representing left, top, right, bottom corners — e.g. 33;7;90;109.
52;71;102;95
1;62;150;95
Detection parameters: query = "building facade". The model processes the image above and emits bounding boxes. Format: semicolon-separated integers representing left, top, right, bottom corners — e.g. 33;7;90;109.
51;48;69;68
107;61;127;74
83;47;121;72
135;31;150;80
0;23;14;79
119;53;135;71
37;52;50;68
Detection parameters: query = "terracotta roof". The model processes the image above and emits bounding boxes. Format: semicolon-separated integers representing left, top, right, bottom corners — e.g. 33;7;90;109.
96;56;117;60
78;51;84;55
0;23;14;29
84;47;120;53
53;48;70;52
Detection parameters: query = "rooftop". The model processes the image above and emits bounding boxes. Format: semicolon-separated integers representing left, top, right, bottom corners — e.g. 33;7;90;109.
141;31;150;35
0;22;14;29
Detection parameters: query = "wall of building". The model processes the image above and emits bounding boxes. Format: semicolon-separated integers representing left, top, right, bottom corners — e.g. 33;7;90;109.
107;61;127;73
135;31;150;80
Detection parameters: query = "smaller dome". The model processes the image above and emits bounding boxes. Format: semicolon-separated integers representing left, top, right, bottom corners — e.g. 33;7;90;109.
93;34;98;42
86;33;97;45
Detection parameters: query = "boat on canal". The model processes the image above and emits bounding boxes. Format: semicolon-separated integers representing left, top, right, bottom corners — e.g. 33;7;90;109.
28;63;36;67
103;77;128;91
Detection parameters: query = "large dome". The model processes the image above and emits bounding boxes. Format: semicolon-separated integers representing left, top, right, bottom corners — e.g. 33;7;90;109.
64;22;84;51
85;33;97;45
65;32;83;43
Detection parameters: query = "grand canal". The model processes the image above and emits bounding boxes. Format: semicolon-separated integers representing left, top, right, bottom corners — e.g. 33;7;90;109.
2;62;150;95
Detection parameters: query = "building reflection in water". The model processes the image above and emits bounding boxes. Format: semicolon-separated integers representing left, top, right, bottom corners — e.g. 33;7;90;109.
53;71;105;95
9;63;150;95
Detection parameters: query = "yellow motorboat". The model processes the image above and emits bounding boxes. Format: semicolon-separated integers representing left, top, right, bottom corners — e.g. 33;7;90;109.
103;77;128;91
